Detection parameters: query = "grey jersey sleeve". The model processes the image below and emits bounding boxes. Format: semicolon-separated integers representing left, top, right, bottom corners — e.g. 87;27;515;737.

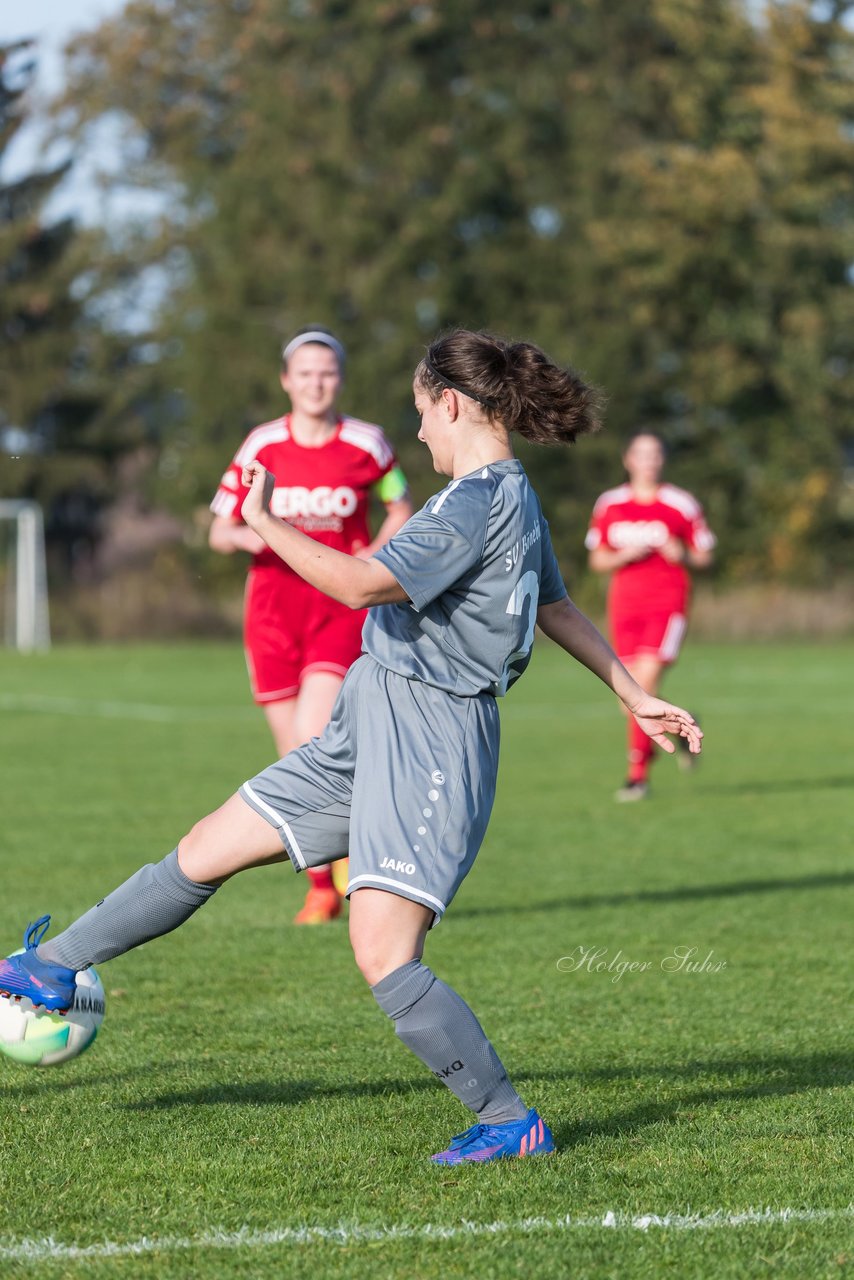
539;517;568;605
373;507;484;611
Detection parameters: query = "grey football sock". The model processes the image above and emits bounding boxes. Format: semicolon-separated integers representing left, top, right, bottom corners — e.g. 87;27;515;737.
372;959;528;1125
37;850;218;971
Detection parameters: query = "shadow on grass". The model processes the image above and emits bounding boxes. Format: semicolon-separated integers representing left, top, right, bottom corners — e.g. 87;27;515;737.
452;870;854;920
549;1050;854;1087
7;1049;851;1161
515;1050;854;1150
696;775;853;796
121;1075;436;1110
0;1059;195;1101
106;1049;853;1127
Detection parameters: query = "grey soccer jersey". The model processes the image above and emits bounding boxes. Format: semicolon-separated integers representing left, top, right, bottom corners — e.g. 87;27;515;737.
240;458;569;921
365;459;567;696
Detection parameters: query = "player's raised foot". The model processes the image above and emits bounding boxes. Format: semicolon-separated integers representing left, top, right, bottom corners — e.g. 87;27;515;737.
615;779;649;803
0;916;77;1013
431;1108;555;1165
293;886;342;925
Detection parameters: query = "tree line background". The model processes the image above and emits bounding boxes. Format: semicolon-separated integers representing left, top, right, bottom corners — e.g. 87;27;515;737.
2;0;853;638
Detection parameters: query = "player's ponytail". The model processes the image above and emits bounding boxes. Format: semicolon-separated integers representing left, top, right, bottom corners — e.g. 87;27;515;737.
417;330;602;445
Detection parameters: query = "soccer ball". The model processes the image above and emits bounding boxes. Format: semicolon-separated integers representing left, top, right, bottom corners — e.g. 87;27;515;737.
0;963;105;1067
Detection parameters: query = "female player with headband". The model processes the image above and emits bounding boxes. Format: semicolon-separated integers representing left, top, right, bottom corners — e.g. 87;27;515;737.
209;326;413;921
1;330;702;1164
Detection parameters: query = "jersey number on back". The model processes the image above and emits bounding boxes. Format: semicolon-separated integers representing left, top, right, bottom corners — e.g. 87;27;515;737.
497;569;540;695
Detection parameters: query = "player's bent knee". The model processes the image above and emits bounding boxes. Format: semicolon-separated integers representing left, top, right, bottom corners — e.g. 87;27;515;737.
177;821;205;861
348;888;432;985
178;812;221;859
349;925;425;987
352;953;410;988
175;793;288;884
349;936;395;987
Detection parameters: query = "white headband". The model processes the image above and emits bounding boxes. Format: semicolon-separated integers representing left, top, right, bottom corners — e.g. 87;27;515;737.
281;331;346;366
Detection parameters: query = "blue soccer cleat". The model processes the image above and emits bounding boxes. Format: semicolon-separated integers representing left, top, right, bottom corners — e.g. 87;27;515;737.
0;916;77;1013
431;1107;555;1165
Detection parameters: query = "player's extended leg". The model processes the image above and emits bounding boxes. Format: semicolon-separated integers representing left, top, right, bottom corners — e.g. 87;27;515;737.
349;887;554;1164
289;671;349;923
0;794;286;1011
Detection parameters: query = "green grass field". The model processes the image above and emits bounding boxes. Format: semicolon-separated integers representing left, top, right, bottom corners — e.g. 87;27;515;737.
0;640;852;1279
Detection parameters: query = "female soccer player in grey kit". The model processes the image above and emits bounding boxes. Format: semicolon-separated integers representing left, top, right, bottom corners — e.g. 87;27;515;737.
0;330;702;1164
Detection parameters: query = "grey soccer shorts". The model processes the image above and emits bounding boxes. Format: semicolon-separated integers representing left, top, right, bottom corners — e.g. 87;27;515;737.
239;655;500;922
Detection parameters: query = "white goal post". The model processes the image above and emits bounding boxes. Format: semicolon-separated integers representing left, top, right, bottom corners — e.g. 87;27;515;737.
0;500;51;652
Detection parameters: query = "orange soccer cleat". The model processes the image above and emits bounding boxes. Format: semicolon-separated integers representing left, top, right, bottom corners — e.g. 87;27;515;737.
293;885;342;925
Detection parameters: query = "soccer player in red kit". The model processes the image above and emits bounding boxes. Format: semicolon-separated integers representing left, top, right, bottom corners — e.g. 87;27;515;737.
586;432;715;800
209;328;413;916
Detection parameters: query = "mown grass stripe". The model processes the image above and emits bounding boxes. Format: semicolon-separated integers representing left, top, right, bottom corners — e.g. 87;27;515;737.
0;694;256;723
3;691;852;723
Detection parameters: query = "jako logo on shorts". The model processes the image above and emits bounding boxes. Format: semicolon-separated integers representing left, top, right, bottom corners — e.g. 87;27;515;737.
379;857;416;875
271;486;358;519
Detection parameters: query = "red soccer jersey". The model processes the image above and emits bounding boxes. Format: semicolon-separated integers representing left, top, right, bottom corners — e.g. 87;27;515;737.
585;483;716;612
210;414;400;581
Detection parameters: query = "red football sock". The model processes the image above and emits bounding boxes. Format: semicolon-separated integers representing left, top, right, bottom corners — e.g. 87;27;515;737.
307;865;335;892
627;718;655;783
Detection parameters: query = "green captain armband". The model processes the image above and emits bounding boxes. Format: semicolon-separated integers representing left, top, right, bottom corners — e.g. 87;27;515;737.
375;465;409;503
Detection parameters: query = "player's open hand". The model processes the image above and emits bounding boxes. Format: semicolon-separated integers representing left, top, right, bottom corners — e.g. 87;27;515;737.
627;693;703;756
240;462;276;528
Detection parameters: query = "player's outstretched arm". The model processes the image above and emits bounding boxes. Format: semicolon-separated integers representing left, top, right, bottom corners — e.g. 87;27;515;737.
240;461;408;608
536;597;703;756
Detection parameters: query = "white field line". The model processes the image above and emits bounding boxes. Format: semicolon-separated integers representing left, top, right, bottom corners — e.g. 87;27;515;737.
0;694;256;723
0;1207;852;1262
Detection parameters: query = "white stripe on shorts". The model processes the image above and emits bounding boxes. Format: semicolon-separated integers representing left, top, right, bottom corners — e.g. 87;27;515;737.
347;874;446;916
280;821;307;870
240;782;307;869
659;612;687;662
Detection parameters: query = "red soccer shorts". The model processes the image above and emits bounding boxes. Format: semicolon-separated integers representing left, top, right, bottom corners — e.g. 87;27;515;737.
244;571;366;704
609;605;687;667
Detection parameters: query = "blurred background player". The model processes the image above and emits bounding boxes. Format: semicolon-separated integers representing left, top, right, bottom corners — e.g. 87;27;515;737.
586;431;715;801
209;327;413;918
